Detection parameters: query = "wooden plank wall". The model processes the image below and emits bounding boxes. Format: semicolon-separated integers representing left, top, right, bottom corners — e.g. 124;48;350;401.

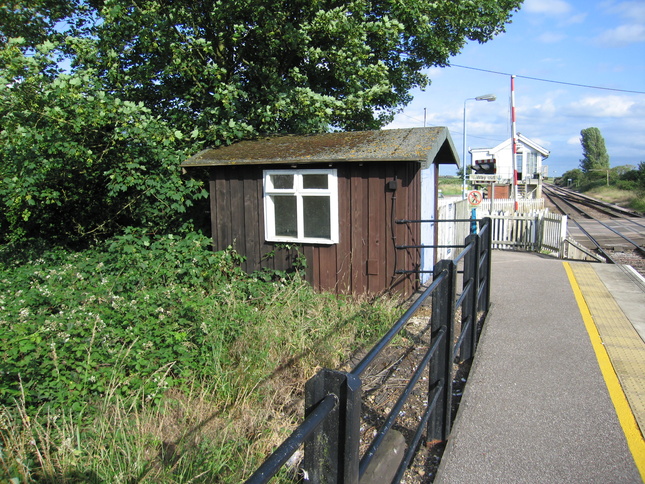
208;162;421;297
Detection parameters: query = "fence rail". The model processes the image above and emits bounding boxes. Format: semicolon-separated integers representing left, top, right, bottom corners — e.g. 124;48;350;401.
437;199;569;258
246;218;493;484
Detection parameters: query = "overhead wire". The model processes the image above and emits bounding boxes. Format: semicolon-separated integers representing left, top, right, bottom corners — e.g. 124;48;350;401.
450;64;645;95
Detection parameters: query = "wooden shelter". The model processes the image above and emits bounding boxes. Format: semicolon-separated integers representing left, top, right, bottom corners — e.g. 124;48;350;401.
182;127;459;297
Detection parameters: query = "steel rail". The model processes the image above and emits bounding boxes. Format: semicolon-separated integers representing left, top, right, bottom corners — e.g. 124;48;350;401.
350;269;447;378
544;184;645;254
244;393;338;484
545;183;643;220
358;326;446;478
542;186;617;263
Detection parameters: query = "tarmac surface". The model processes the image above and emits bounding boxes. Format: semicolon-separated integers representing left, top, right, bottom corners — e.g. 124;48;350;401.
434;250;645;484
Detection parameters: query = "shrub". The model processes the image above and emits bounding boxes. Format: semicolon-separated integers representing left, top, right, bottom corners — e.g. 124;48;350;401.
0;230;261;412
1;231;402;482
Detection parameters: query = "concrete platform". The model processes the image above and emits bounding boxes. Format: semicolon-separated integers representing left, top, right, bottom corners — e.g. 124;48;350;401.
435;251;645;483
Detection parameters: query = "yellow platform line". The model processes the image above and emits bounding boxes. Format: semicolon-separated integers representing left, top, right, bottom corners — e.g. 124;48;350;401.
564;262;645;479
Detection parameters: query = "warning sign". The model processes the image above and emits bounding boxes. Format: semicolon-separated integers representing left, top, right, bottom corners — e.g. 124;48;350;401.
467;190;483;206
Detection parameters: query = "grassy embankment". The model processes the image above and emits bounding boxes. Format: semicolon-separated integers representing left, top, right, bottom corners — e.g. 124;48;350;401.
584;185;645;213
0;234;402;483
438;176;463;197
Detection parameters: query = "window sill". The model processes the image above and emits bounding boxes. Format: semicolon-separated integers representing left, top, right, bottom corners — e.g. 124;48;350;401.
266;237;338;245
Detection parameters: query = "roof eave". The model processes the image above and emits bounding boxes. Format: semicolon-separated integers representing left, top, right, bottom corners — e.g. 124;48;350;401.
425;128;460;168
182;156;428;168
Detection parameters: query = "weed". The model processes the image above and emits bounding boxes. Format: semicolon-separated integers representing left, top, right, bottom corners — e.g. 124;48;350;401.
0;231;402;482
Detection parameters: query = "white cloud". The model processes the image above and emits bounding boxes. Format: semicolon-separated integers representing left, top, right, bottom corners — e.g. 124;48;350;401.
595;1;645;46
567;136;581;146
523;0;572;16
532;98;558;116
609;1;645;22
568;13;587;24
531;137;552;148
522;0;585;26
567;95;636;117
537;32;566;43
596;23;645;46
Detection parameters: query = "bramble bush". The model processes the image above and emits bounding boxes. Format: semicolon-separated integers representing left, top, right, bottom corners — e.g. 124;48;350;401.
0;39;208;246
0;230;277;412
1;231;402;482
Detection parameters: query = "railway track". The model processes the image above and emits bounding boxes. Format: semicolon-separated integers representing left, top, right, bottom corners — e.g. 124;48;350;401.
542;183;645;275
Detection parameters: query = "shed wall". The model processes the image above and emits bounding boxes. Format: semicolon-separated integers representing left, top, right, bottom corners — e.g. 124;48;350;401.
207;162;421;296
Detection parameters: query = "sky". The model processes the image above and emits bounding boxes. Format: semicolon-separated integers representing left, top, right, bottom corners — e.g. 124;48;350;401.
385;0;645;178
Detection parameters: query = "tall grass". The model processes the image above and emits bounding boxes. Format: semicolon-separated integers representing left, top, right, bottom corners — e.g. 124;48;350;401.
584;185;645;213
1;247;402;483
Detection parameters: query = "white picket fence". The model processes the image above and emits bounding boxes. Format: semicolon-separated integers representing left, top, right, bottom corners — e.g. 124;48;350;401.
478;198;545;214
484;211;566;254
437;199;581;260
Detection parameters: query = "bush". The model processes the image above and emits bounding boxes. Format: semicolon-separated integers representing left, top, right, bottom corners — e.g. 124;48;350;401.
0;41;207;246
0;231;250;412
0;232;402;482
615;179;637;191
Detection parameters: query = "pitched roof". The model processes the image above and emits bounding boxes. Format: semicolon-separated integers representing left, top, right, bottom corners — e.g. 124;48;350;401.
475;134;550;158
182;127;460;168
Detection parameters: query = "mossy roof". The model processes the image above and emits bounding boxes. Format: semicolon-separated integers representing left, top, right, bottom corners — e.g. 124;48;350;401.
182;127;460;168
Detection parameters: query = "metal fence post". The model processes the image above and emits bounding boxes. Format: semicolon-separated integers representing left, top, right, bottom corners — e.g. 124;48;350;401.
460;234;478;362
478;218;492;313
427;259;456;442
304;369;361;484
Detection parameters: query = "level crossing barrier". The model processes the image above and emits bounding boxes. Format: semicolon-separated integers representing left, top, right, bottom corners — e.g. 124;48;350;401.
246;218;492;484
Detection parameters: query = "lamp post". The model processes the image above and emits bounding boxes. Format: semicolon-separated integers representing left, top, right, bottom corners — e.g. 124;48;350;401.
463;94;496;198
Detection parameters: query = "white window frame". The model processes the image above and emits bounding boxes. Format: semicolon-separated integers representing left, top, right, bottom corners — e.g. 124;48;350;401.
263;169;339;244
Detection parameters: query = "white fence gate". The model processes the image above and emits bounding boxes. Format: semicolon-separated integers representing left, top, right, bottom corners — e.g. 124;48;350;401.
438;199;577;259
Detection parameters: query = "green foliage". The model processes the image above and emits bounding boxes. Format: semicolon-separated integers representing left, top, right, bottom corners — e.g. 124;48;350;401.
0;1;521;246
0;230;401;411
3;0;522;142
557;163;645;193
0;234;403;481
555;168;585;187
0;39;207;245
579;127;610;173
621;162;645;190
0;232;235;411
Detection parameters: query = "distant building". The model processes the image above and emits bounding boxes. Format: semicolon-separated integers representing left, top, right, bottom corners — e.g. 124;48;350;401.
469;134;550;199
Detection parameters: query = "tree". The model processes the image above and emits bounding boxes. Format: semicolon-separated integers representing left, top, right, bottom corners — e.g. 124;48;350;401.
0;1;522;244
0;39;206;245
579;127;610;173
557;168;584;188
3;0;522;143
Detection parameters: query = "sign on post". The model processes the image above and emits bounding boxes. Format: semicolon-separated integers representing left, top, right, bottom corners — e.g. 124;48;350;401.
467;190;483;206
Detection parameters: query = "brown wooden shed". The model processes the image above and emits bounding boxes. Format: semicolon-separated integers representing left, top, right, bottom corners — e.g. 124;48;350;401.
182;127;459;297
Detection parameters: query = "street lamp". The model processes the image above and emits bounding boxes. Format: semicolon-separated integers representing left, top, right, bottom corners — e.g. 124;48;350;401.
463;94;496;198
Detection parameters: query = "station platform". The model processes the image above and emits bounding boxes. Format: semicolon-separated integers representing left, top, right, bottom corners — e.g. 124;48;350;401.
435;250;645;483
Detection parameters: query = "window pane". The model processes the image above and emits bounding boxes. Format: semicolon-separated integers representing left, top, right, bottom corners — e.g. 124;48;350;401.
270;174;294;189
303;196;331;239
273;196;297;237
302;174;328;189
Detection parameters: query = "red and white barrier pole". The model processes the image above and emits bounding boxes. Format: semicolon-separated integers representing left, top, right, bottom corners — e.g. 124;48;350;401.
511;75;518;211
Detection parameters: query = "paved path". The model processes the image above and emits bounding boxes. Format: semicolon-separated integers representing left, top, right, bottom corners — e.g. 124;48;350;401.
435;251;644;483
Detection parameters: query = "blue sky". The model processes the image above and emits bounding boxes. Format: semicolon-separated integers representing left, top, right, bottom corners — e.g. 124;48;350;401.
386;0;645;178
